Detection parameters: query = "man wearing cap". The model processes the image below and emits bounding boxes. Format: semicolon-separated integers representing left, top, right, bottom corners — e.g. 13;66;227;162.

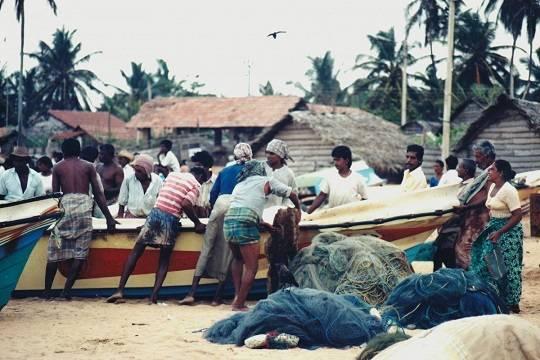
117;154;163;218
265;139;297;208
118;149;135;180
0;146;44;201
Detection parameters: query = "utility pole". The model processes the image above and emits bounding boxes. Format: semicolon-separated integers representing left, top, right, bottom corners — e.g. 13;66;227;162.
247;60;251;96
17;8;25;145
401;37;408;127
442;0;456;159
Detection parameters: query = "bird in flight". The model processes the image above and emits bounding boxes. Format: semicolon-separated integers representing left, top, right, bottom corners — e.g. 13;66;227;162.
267;31;287;39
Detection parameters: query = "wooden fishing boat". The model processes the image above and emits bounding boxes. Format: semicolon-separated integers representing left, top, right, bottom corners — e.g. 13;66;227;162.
15;184;462;299
0;194;63;310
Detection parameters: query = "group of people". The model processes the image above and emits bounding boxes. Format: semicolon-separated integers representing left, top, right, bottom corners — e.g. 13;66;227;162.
0;136;526;313
398;141;524;313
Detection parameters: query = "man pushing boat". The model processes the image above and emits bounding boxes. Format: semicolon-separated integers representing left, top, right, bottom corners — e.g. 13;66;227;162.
44;139;118;300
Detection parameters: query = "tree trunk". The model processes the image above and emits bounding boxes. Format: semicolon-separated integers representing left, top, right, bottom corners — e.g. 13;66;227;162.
509;36;517;98
17;8;25;145
429;40;437;76
523;41;533;100
442;0;456;159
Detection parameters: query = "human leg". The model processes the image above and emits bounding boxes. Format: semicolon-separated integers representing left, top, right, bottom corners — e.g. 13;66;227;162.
229;243;243;298
62;259;86;299
149;246;174;304
43;262;59;298
232;243;260;311
106;243;147;303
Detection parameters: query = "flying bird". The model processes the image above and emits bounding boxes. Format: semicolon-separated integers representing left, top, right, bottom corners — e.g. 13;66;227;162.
267;31;287;39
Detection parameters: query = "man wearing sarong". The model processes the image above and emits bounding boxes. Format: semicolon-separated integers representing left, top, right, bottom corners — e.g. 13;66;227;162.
117;154;162;218
433;159;476;270
454;140;496;268
401;144;428;192
106;167;208;304
179;143;252;306
97;144;124;205
44;139;117;299
223;160;301;311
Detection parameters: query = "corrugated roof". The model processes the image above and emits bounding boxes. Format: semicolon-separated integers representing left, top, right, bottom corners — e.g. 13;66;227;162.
48;110;136;141
127;96;307;129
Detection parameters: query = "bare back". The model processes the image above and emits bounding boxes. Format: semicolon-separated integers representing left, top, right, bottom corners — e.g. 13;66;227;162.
53;158;98;195
96;163;124;201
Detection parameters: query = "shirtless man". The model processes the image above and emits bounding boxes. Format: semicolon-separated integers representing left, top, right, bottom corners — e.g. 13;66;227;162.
97;144;124;204
44;139;117;299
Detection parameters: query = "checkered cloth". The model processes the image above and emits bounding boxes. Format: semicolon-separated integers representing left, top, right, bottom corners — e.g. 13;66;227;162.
266;139;293;161
136;208;181;248
224;207;260;245
48;193;93;262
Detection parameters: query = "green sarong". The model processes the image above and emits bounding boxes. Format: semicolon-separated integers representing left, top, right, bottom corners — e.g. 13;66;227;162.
224;207;260;245
469;217;523;306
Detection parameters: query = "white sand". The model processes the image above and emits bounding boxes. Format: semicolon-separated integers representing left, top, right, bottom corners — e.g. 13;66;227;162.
2;217;540;360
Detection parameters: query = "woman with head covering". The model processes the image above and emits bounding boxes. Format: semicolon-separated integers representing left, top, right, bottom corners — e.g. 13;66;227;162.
223;160;301;311
180;143;254;306
117;154;163;218
265;139;298;207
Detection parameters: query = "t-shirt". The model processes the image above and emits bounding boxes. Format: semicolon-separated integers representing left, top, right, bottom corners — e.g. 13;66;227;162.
40;174;53;193
439;169;462;186
229;176;292;219
429;176;440;187
155;172;201;218
158;151;180;173
320;171;368;208
401;167;428;192
209;163;243;207
486;182;521;218
0;168;45;202
118;173;163;217
265;164;297;207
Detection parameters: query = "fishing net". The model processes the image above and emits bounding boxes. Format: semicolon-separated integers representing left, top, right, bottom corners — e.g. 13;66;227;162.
204;287;383;348
289;232;413;305
381;268;507;329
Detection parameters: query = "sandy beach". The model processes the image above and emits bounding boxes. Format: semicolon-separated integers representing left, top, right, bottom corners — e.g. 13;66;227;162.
2;217;540;360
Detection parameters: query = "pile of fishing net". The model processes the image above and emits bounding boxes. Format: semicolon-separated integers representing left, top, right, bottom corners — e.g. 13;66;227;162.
204;287;383;348
289;232;412;305
381;268;507;329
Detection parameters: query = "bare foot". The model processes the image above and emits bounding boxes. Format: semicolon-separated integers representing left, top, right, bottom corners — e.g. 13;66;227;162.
40;290;53;300
232;305;249;312
106;291;124;304
178;296;195;306
211;298;223;306
60;291;72;301
148;295;158;305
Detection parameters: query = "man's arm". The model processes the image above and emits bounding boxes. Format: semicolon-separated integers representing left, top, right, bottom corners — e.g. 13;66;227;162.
181;198;205;233
90;166;118;230
307;192;328;214
209;173;221;208
52;167;60;192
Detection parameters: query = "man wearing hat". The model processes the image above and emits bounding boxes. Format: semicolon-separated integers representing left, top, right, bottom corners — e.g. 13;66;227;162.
265;139;297;207
118;149;135;179
0;146;44;201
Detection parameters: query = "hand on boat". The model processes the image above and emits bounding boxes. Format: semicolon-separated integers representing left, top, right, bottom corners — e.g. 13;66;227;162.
194;222;206;234
106;216;120;231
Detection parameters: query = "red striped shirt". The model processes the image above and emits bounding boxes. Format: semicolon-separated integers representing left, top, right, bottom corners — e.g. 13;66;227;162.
155;172;201;217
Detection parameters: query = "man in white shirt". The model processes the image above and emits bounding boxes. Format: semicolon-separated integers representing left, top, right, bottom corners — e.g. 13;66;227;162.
118;149;135;179
156;139;180;176
439;155;462;186
307;145;368;214
191;150;215;217
401;144;428;192
0;146;44;202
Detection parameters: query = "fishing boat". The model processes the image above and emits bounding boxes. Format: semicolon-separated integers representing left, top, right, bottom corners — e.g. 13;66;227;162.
15;184;461;299
0;194;63;310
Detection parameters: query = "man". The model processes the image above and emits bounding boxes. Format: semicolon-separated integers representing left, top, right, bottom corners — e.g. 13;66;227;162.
117;154;163;218
439;155;462;186
156;139;180;176
117;149;135;179
429;160;444;187
97;144;124;204
265;139;297;207
80;146;99;164
0;146;44;201
307;145;367;214
44;139;117;299
453;140;496;268
433;158;477;271
401;144;428;192
179;143;252;306
106;167;208;304
190;150;215;218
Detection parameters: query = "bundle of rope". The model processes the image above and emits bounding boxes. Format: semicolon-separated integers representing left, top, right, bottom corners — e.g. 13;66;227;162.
289;232;413;305
381;268;507;329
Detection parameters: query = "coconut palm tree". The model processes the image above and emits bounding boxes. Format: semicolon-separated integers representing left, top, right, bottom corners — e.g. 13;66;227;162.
522;0;540;98
521;48;540;101
31;28;101;111
301;51;344;106
0;0;57;139
453;11;511;91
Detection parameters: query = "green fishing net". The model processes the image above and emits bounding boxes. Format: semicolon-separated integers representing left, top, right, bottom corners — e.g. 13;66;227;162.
290;232;412;305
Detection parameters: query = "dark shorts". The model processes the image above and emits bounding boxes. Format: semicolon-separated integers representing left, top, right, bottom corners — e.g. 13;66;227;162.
136;208;181;248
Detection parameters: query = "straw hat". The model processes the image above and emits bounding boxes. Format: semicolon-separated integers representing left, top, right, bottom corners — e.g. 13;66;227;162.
117;149;134;162
10;146;30;159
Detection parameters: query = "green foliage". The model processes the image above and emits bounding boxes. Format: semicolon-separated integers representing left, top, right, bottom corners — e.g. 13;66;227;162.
299;51;345;106
259;81;275;96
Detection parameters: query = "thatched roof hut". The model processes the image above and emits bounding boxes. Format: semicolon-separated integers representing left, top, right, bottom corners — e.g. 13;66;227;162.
252;107;407;180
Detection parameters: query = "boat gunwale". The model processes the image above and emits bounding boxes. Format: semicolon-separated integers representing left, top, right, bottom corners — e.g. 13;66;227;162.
0;211;63;229
0;193;62;209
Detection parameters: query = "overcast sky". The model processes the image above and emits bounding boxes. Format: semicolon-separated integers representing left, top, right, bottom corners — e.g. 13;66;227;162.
0;0;533;108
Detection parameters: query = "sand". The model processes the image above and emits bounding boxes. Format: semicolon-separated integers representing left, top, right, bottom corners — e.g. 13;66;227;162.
2;217;540;360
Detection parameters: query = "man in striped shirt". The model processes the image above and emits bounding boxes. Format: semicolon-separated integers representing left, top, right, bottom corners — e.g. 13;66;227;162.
106;167;208;304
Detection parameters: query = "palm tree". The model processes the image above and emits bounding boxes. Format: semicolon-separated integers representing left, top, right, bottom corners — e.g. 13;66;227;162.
484;0;527;96
454;11;510;91
303;51;344;106
0;0;57;140
520;48;540;101
522;0;540;98
31;28;101;110
259;81;275;96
